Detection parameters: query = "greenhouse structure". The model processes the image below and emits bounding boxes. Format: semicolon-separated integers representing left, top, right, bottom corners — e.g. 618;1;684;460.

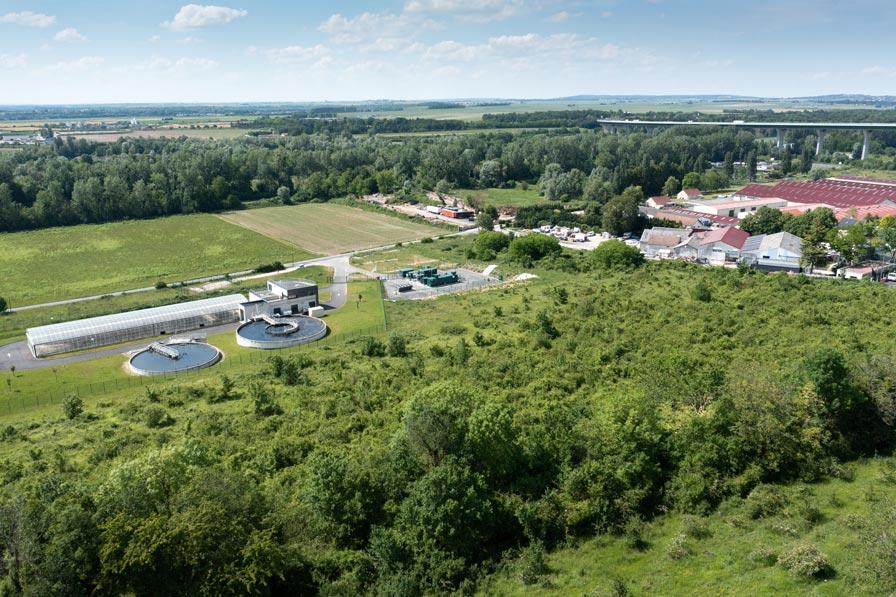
25;294;247;357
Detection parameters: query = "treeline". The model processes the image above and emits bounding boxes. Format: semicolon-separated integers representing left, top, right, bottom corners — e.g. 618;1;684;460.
2;256;896;594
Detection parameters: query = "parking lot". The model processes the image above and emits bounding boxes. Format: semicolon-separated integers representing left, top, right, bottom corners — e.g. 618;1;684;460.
382;268;502;300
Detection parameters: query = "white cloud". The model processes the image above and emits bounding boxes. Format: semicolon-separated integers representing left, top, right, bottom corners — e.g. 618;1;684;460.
489;33;538;47
861;65;896;77
55;27;87;42
164;4;247;31
0;53;27;69
404;0;524;22
48;56;104;72
148;34;161;43
0;11;56;27
267;44;332;68
135;56;219;73
549;11;569;23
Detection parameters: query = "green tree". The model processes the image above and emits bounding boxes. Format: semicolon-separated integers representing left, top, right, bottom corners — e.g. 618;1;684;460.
681;172;701;190
591;240;644;270
662;176;681;197
62;394;83;420
0;296;6;313
507;234;561;265
747;151;758;181
602;186;644;236
472;231;510;260
740;206;786;235
876;216;896;262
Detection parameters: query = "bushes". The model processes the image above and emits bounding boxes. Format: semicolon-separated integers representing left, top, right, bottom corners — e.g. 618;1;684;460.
62;394;84;420
591;240;644;270
507;233;561;265
253;261;285;274
777;544;832;579
472;231;510;260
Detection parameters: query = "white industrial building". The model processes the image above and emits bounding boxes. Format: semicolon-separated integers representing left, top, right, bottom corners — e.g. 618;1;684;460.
689;196;788;218
239;280;320;321
741;232;803;271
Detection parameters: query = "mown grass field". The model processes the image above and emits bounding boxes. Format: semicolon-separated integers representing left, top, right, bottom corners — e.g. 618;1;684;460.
219;203;443;255
0;214;306;307
61;127;247;143
458;186;546;208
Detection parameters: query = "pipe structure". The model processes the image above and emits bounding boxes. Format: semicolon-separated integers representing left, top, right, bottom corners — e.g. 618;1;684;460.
776;128;784;149
862;130;871;160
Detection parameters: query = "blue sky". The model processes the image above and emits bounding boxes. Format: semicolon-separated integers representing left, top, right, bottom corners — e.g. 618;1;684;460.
1;0;895;103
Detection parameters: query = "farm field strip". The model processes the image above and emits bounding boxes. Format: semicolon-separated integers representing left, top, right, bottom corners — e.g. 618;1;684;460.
218;203;443;255
0;214;306;307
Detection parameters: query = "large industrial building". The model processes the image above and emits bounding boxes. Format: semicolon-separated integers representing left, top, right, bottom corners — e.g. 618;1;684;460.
239;280;319;320
26;294;246;358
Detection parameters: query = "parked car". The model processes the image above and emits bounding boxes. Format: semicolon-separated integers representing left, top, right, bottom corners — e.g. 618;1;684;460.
886;272;896;282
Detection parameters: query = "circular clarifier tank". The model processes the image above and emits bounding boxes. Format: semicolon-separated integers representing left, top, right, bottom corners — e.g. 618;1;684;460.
127;340;222;376
236;315;327;349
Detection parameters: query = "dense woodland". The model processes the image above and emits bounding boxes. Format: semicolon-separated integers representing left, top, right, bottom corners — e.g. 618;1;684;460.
3;242;896;594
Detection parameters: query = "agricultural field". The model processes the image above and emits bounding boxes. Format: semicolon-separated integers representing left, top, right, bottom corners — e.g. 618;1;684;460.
59;126;247;143
351;234;475;274
0;214;306;307
219;203;444;255
457;186;547;208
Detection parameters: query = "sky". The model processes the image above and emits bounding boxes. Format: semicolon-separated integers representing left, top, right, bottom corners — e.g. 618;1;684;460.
1;0;895;104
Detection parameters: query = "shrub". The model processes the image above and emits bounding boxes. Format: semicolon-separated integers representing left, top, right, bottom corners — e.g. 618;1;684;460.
386;333;408;357
507;233;561;265
62;394;83;420
251;383;282;417
623;517;648;550
361;336;386;357
691;280;713;302
154;281;167;290
144;405;174;428
666;533;690;560
472;231;510;260
745;485;786;519
254;261;285;274
591;240;644;270
778;544;832;579
681;515;712;540
441;323;466;335
749;546;778;567
144;387;161;403
517;542;550;585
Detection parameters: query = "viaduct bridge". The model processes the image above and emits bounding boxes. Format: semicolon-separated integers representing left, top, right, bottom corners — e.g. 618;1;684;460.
597;119;896;160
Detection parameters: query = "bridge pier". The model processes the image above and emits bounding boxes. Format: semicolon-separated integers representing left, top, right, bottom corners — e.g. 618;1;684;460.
862;130;871;160
776;128;784;149
815;129;826;157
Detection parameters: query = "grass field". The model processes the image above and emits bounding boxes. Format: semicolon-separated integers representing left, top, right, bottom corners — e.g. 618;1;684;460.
480;457;896;596
60;127;247;142
0;214;306;307
457;186;546;208
219;203;444;255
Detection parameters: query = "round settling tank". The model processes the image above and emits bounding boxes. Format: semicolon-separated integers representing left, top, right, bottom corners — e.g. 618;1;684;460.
236;315;327;349
127;340;222;376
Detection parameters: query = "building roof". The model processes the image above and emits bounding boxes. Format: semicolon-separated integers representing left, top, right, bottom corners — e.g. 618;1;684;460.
648;195;672;206
26;294;247;347
698;226;750;249
655;206;740;226
640;227;691;247
736;178;896;208
270;279;317;290
833;202;896;222
742;231;802;254
681;188;702;197
693;196;786;210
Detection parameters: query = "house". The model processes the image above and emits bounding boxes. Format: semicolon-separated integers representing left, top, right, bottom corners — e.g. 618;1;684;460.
639;227;692;258
741;232;803;271
646;195;673;209
440;206;474;219
676;188;703;202
696;227;750;263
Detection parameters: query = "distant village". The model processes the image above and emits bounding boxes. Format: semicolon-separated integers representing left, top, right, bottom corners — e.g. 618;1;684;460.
638;176;896;281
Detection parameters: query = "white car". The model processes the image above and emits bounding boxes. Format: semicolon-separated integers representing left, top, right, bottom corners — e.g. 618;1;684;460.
887;272;896;282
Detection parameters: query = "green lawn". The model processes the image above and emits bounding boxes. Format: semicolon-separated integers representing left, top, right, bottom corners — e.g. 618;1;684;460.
0;214;307;307
457;186;547;208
